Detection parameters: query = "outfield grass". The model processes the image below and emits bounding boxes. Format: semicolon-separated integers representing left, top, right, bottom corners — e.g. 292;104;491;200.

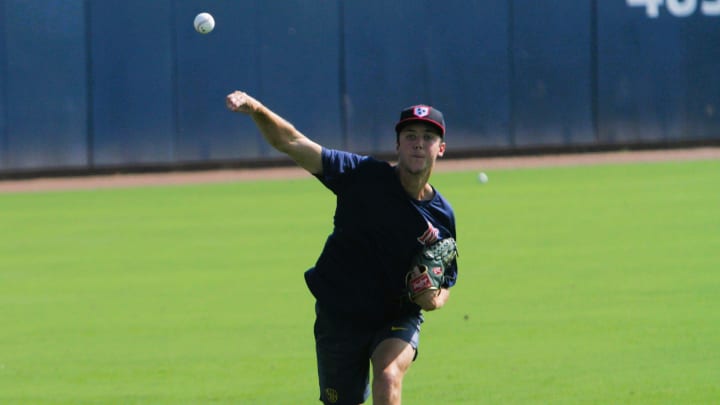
1;159;718;404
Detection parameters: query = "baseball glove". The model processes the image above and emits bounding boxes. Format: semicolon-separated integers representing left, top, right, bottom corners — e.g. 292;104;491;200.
406;238;458;300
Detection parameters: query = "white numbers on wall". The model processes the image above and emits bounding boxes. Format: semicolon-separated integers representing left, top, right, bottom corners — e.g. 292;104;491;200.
667;0;697;16
627;0;720;17
702;0;720;15
627;0;664;17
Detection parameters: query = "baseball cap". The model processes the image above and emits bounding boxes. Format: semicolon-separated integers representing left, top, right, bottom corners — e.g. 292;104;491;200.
395;105;446;136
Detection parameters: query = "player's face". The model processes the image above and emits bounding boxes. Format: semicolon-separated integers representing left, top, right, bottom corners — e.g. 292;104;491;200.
396;123;446;174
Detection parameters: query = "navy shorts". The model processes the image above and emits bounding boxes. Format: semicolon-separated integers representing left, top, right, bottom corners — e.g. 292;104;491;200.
313;303;423;405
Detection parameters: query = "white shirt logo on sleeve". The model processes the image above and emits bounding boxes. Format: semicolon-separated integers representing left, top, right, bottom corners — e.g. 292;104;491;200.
416;221;439;245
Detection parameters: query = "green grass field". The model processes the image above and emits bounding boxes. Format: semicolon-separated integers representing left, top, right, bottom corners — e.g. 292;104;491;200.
1;159;719;404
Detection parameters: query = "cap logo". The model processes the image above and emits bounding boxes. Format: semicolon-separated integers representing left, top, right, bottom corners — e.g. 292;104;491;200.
414;106;430;118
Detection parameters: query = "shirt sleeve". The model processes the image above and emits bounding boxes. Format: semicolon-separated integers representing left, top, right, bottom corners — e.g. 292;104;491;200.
315;148;369;194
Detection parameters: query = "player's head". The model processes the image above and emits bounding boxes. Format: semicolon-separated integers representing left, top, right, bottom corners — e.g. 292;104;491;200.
395;105;445;142
395;105;447;176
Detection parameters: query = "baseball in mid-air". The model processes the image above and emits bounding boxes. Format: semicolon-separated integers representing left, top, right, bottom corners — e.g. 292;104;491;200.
477;172;489;184
194;12;215;34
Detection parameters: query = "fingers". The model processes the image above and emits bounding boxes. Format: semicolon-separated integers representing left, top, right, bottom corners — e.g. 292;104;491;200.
225;91;246;112
225;91;257;113
412;289;439;311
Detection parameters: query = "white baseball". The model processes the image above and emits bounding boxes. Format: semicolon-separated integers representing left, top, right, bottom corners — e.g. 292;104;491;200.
194;12;215;34
477;172;489;184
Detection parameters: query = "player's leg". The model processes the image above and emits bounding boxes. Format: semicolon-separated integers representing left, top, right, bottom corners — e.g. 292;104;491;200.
370;338;416;405
314;304;371;404
369;314;422;405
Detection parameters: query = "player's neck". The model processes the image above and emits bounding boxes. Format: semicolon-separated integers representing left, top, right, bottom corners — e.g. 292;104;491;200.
396;166;434;201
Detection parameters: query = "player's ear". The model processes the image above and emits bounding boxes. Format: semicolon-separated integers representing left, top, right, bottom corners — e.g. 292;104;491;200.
437;141;446;157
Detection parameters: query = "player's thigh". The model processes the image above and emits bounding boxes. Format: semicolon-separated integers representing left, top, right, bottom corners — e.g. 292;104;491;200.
370;338;416;376
369;312;422;373
314;305;372;404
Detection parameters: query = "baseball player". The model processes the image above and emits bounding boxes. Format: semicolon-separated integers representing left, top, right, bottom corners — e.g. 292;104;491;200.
226;91;458;405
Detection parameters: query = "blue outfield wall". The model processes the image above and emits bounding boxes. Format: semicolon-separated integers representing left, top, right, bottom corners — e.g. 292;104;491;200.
173;0;342;162
342;0;511;153
89;0;176;166
0;1;5;169
598;1;720;144
511;0;595;147
0;0;718;174
1;0;88;171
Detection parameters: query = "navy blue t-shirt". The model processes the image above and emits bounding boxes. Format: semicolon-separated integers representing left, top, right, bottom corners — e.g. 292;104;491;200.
304;148;458;325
